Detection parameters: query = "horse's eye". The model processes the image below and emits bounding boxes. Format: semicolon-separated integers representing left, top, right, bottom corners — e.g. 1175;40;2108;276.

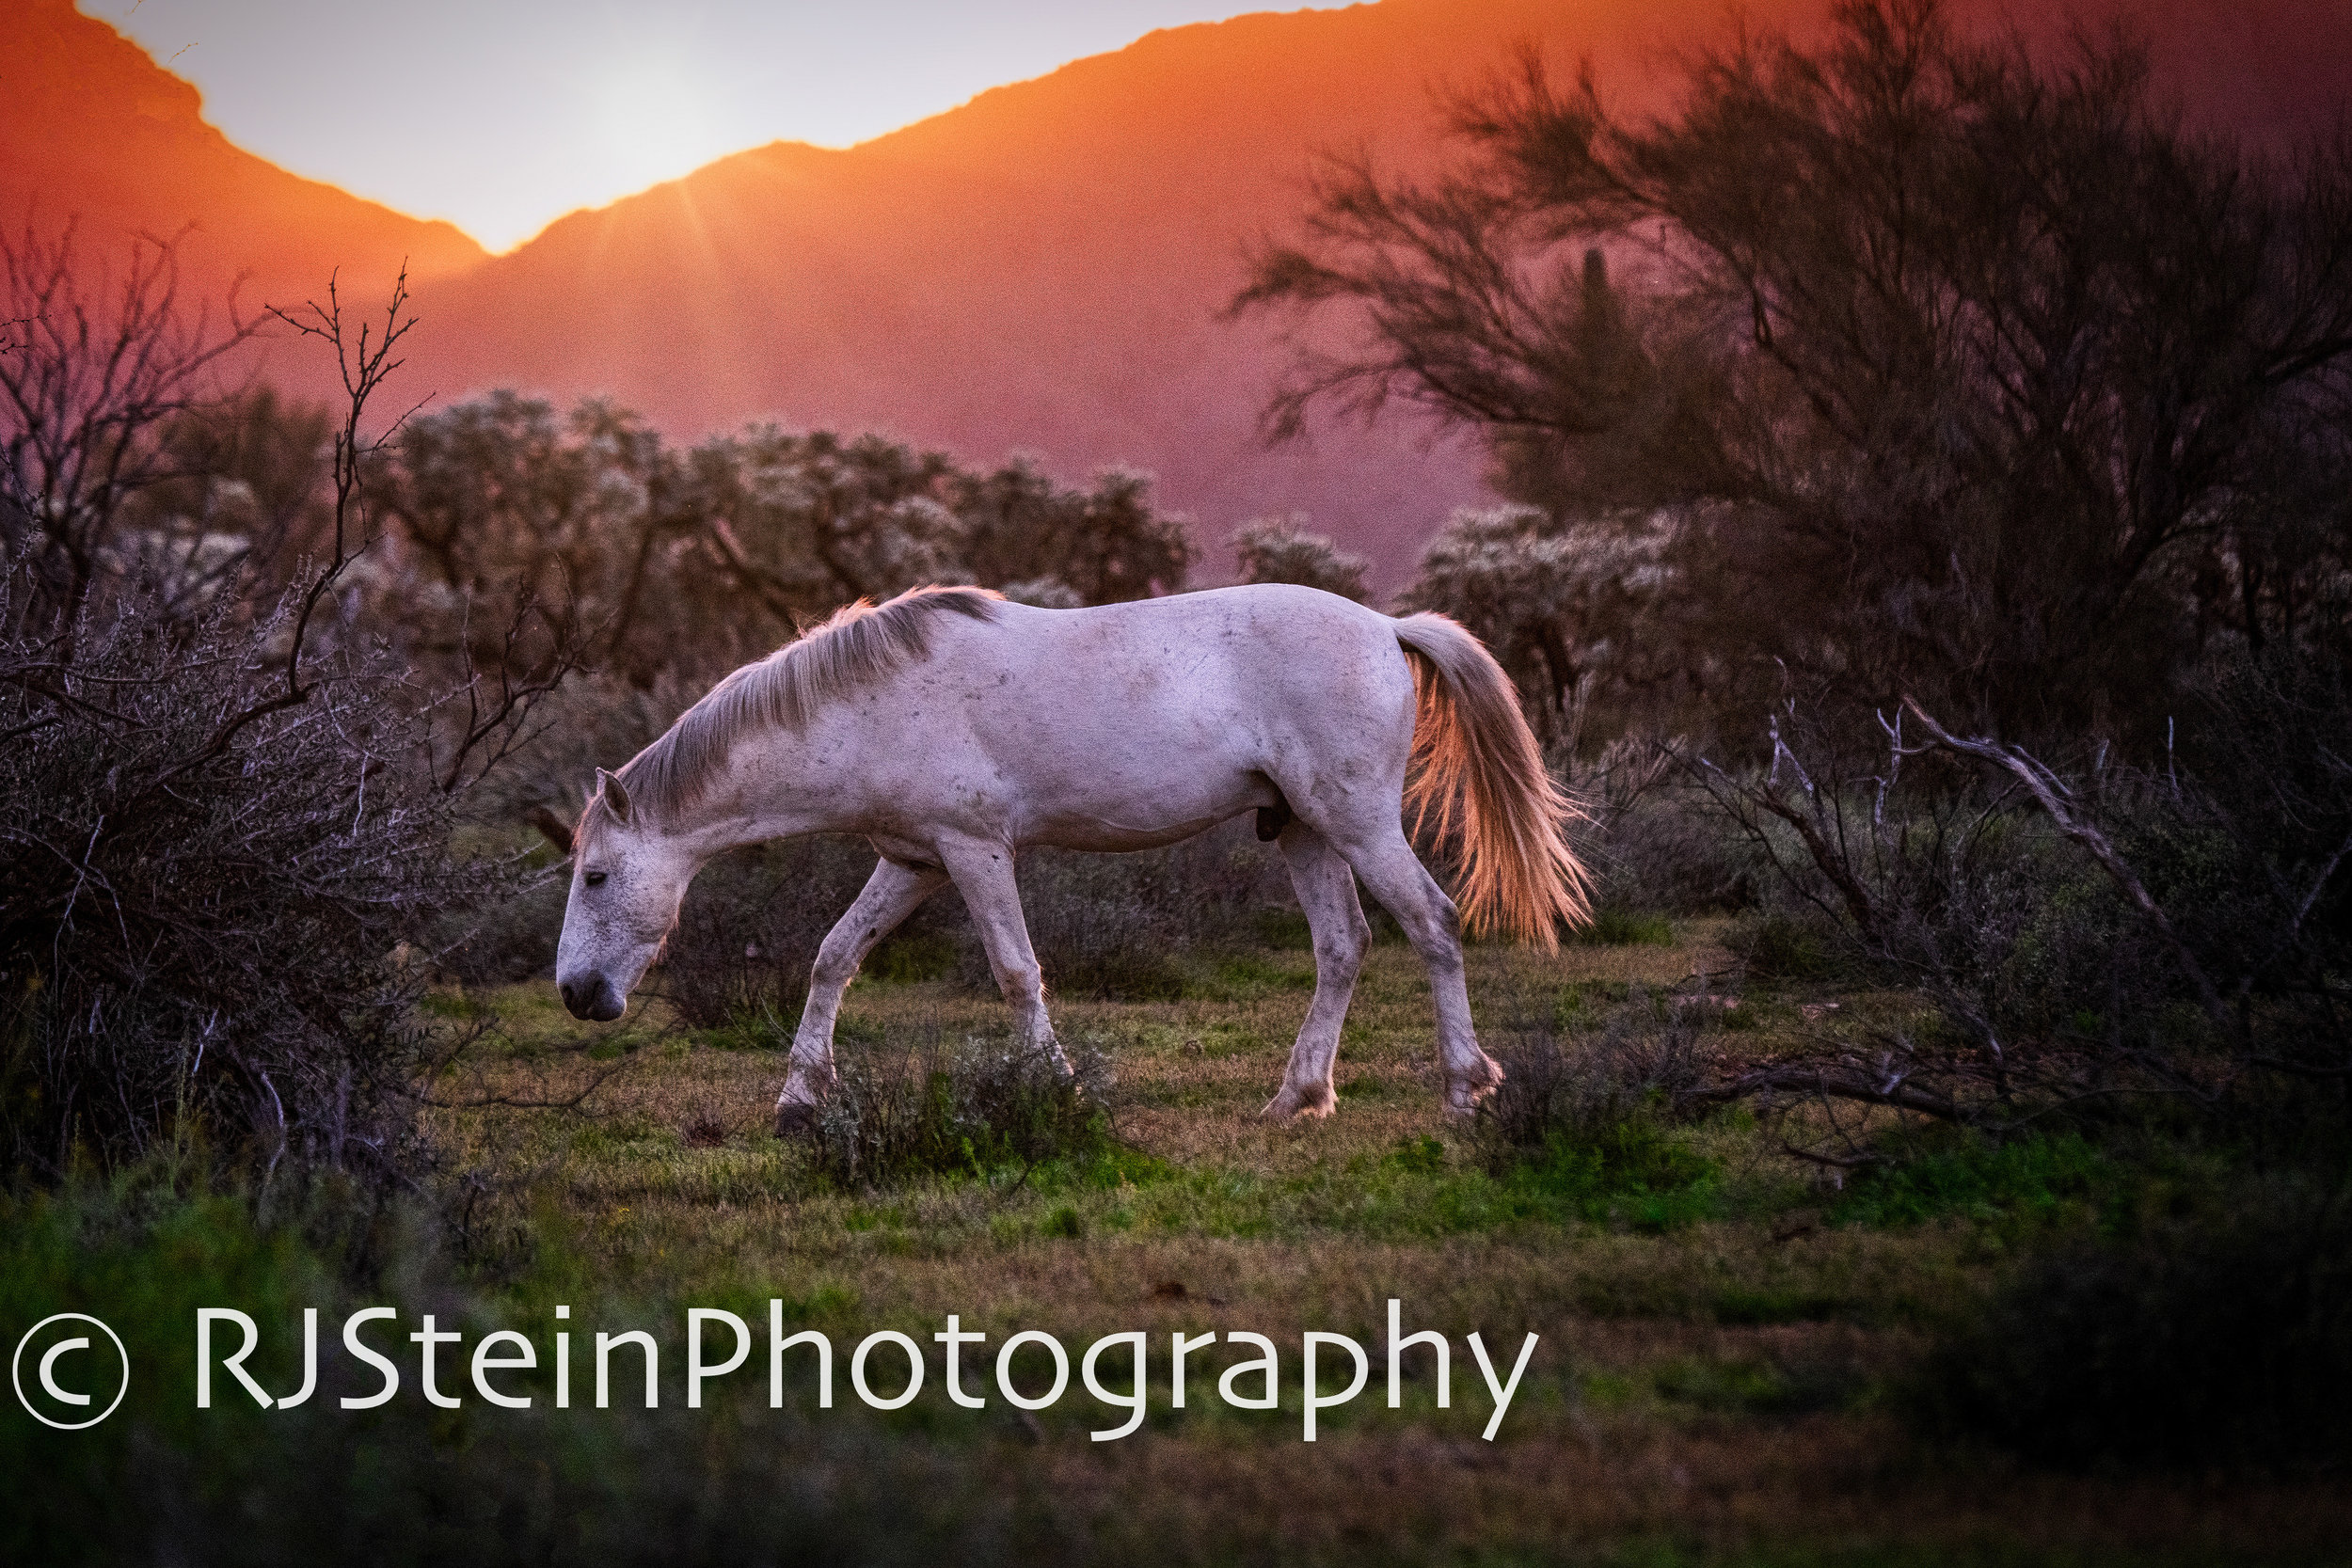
583;871;608;888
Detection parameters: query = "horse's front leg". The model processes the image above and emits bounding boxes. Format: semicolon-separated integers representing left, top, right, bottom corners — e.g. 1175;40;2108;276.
775;857;948;1134
937;836;1066;1067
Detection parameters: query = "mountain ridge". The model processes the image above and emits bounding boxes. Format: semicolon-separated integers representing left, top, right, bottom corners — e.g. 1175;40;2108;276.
13;0;2352;584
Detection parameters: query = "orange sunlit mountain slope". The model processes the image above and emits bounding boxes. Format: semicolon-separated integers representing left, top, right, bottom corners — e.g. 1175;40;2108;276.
11;0;2352;582
401;0;1822;578
3;0;482;323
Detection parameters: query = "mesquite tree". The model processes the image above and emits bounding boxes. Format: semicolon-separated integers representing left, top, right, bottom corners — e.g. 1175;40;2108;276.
1241;0;2352;743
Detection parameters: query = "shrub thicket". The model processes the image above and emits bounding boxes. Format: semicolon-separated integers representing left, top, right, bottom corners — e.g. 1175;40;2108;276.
0;565;502;1178
659;836;898;1028
1472;992;1718;1229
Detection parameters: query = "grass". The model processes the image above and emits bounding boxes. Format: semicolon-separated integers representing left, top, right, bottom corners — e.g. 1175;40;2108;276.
16;920;2347;1564
410;922;2352;1560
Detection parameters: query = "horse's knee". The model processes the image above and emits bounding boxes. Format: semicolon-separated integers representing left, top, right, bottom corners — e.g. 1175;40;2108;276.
1314;916;1369;974
809;942;861;993
993;959;1044;1003
1426;887;1461;938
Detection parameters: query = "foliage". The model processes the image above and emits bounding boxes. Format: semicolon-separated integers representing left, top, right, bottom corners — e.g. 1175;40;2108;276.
1575;738;1756;917
1824;1131;2111;1229
1242;0;2352;743
0;1171;1047;1568
660;835;907;1027
0;247;579;1182
1396;502;1696;746
1228;515;1370;602
1472;994;1718;1229
1677;661;2352;1150
373;410;1197;690
0;563;496;1176
796;1024;1117;1190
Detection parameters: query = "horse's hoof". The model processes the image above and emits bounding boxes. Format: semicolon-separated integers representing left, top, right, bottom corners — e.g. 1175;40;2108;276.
774;1101;819;1139
1260;1085;1335;1122
1444;1056;1504;1117
1443;1078;1501;1117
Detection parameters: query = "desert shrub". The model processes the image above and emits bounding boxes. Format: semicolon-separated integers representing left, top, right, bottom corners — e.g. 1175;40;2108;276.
958;817;1280;1001
1917;1181;2352;1472
1569;907;1676;947
1228;515;1371;602
1723;909;1846;984
1582;780;1756;918
431;863;570;985
797;1023;1115;1189
1473;995;1716;1229
0;565;505;1178
1686;663;2352;1146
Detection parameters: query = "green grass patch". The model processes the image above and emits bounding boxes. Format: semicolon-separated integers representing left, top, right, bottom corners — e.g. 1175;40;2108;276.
1574;907;1678;946
1507;1119;1722;1232
1828;1131;2110;1229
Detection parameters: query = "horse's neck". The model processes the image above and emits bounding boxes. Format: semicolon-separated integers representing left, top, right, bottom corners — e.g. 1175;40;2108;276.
660;731;832;857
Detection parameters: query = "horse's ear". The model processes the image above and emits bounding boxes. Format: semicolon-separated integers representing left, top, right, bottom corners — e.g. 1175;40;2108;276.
529;805;575;858
596;767;633;826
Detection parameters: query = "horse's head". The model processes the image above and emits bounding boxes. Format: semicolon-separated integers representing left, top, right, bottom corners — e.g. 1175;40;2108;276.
554;768;696;1022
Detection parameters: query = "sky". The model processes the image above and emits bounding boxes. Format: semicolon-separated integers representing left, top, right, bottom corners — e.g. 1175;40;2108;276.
90;0;1312;253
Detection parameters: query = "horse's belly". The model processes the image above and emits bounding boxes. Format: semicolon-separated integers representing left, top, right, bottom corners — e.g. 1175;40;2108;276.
1022;776;1280;852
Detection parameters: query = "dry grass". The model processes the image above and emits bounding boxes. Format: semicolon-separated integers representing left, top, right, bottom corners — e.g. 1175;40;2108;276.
415;924;2349;1562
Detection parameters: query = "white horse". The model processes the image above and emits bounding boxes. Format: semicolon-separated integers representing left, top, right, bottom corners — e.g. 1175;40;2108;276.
552;583;1588;1127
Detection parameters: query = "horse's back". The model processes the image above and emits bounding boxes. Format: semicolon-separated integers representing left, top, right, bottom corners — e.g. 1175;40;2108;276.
984;584;1411;734
864;585;1415;847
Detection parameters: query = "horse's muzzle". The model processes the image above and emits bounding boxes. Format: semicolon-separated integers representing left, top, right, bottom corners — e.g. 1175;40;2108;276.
559;974;625;1022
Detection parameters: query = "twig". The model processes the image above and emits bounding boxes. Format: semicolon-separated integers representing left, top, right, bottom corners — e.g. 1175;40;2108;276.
1901;697;2228;1027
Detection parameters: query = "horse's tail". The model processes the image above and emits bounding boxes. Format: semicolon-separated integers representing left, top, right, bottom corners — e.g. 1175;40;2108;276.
1391;612;1591;950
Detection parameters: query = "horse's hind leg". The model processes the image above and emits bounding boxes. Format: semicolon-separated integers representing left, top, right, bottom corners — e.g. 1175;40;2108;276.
1264;821;1371;1120
938;836;1066;1066
776;857;948;1133
1328;824;1502;1116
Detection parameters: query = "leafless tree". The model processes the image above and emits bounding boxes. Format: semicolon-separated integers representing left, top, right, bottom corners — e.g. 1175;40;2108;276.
1;261;590;1180
0;226;269;634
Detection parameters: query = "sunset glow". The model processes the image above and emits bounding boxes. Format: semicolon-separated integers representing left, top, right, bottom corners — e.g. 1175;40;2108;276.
88;0;1317;252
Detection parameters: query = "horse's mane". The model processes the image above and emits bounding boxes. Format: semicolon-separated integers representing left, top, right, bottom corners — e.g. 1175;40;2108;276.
616;585;1003;818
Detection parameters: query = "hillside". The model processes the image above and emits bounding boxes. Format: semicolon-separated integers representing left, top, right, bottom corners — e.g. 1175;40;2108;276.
1;0;484;388
13;0;2351;584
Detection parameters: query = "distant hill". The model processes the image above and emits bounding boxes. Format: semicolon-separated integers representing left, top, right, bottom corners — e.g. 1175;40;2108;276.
2;0;483;315
13;0;2350;586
